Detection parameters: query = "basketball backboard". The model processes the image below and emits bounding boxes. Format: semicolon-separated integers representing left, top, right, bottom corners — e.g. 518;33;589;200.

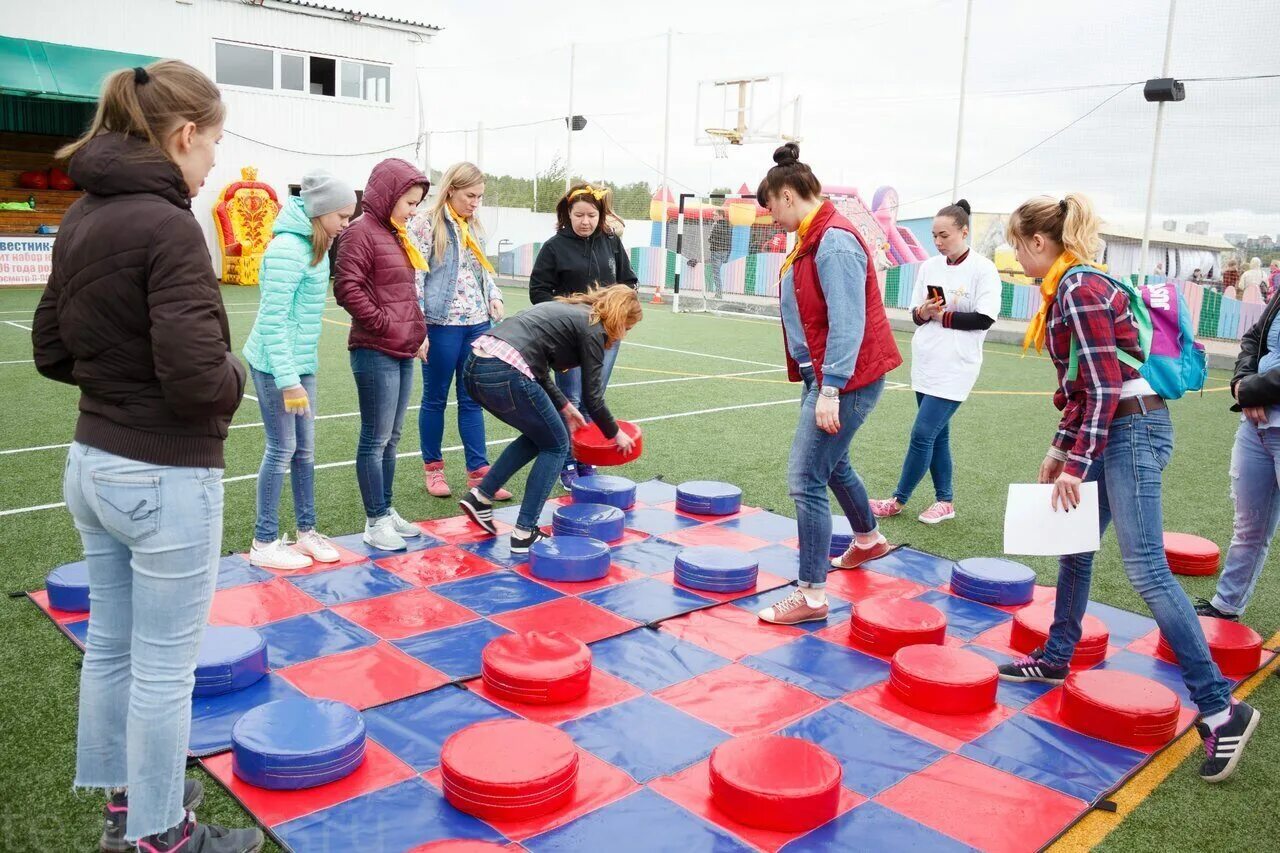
694;74;802;149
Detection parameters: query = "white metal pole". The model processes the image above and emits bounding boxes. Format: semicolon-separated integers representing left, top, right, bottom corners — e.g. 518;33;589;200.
951;0;973;202
566;43;576;194
1139;0;1177;286
533;135;539;211
476;121;484;171
659;28;674;249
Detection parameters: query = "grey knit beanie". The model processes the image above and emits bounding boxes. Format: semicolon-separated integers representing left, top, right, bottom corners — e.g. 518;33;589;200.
300;170;357;218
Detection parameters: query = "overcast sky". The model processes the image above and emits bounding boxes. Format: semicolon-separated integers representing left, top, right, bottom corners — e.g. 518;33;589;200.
378;0;1277;233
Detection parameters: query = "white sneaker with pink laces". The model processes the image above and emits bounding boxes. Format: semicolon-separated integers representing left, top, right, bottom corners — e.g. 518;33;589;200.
918;501;956;524
869;499;903;518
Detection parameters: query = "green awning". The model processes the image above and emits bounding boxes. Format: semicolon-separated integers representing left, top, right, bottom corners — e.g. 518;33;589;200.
0;37;158;102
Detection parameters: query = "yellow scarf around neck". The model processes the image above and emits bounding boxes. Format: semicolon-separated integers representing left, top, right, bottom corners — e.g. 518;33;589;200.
779;203;823;279
1022;251;1082;353
448;204;496;275
392;220;430;272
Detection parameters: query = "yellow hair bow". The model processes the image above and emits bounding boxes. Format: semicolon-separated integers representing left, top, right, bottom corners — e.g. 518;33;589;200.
568;185;608;203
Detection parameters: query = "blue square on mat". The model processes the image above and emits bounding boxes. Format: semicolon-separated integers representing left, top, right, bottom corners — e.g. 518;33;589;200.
65;619;89;647
215;555;272;590
276;778;504;849
393;618;512;679
781;704;946;797
589;627;730;692
433;571;563;616
525;788;751;853
1086;601;1158;644
1096;650;1194;706
493;502;556;527
581;578;712;625
189;674;304;756
731;587;851;633
330;530;443;560
561;696;729;782
364;686;514;771
610;538;687;574
621;508;702;537
255;609;378;669
964;646;1056;709
717;511;799;543
634;479;680;506
456;535;535;569
913;590;1012;640
743;634;891;699
863;547;954;586
749;543;803;581
782;802;979;852
287;562;415;606
960;715;1145;803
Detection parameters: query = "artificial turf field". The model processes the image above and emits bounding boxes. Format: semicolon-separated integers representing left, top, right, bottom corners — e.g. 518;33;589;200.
0;281;1275;852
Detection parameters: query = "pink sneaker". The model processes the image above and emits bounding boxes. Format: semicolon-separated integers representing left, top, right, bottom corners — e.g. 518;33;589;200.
424;462;451;498
869;498;904;518
469;465;513;501
918;501;956;524
757;589;829;625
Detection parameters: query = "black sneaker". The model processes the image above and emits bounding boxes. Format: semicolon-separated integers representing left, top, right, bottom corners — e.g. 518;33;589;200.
138;813;263;853
997;650;1070;685
1197;701;1261;783
101;779;205;852
1194;598;1239;622
510;527;548;555
576;462;598;479
458;488;497;535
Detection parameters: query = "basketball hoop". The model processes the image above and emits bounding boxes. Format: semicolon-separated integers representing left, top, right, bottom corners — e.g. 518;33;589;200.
705;128;740;159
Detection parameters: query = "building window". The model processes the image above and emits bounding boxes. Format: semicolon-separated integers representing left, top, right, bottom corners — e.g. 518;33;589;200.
215;42;273;89
214;41;391;104
309;56;336;97
280;54;305;92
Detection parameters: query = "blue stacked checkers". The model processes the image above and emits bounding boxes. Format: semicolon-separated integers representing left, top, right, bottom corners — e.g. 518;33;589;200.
553;502;626;542
46;562;90;612
951;558;1037;606
194;626;269;697
529;536;612;582
675;481;742;516
571;475;637;510
232;698;366;790
673;546;759;593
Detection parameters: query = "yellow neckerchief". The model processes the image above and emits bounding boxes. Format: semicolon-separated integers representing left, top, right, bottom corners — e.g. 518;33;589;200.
1022;250;1082;353
447;204;496;275
779;203;823;279
392;219;430;272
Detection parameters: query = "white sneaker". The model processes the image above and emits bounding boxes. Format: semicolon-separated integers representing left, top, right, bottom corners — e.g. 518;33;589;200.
248;538;313;571
295;529;341;563
387;508;422;539
364;516;407;552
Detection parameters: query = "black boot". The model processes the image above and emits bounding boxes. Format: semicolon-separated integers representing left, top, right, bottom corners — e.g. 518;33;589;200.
137;813;263;853
100;779;204;853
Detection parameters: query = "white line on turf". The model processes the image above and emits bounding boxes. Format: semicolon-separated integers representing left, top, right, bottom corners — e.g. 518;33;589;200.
624;342;785;368
4;320;32;332
0;359;33;365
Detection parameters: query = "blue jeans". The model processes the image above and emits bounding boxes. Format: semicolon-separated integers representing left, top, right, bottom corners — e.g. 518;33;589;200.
555;342;621;465
464;355;570;530
1211;422;1280;616
252;369;317;542
1043;408;1230;715
351;348;415;520
894;392;962;504
64;442;223;841
419;322;490;471
790;372;884;588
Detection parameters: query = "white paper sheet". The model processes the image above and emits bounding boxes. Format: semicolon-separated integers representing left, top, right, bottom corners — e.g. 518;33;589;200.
1003;482;1101;556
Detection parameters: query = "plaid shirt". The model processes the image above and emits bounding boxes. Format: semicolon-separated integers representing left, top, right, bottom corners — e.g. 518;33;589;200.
473;335;535;381
1045;271;1145;479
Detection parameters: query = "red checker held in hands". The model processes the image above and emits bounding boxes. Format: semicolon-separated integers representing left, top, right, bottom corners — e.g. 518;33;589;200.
889;645;998;715
708;735;843;833
1060;670;1181;749
1011;603;1110;667
440;719;579;822
848;596;947;657
1156;616;1263;677
571;421;643;466
481;631;592;705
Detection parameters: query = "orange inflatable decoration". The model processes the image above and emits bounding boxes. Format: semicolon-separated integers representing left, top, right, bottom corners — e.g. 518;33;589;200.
213;167;280;286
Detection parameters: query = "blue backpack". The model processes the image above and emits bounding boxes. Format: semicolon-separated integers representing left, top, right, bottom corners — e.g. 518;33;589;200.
1063;266;1207;400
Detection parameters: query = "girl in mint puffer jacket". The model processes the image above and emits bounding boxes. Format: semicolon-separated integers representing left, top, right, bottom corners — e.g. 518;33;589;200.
242;171;356;570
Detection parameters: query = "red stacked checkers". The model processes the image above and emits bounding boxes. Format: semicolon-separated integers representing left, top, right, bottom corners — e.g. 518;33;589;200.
849;597;947;657
1011;604;1110;667
708;735;843;832
1156;617;1263;677
481;632;592;705
571;421;643;467
440;720;579;822
1060;670;1180;749
1163;532;1220;576
889;645;998;715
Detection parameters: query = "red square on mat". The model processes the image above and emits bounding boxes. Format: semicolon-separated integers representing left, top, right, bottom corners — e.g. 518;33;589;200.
659;524;770;552
245;543;369;577
655;501;761;523
467;667;644;726
511;561;644;595
332;587;478;641
1021;687;1197;754
813;621;966;661
1126;629;1164;660
490;596;640;645
423;749;638;842
28;590;87;624
654;663;829;736
375;545;502;587
970;622;1121;671
874;754;1085;853
650;759;864;853
417;515;511;544
659;603;805;661
208;578;324;627
277;642;450;710
939;582;1056;615
650;570;792;604
846;683;1015;752
825;569;928;603
202;739;416;827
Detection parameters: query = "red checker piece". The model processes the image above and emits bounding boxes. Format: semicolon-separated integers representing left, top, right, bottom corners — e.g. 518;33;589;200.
1156;617;1262;677
708;735;842;832
571;421;642;467
889;645;998;715
849;596;947;656
440;720;579;822
1163;532;1220;576
1011;604;1110;667
481;631;592;705
1060;670;1180;749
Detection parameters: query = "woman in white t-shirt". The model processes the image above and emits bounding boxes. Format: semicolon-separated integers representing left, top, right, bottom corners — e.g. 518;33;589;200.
870;200;1001;523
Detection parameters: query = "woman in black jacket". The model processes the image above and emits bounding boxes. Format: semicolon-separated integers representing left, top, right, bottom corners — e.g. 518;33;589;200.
458;286;641;553
529;184;638;487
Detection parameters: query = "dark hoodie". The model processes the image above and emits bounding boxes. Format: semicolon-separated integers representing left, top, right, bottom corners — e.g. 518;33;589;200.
528;227;637;305
334;158;430;358
31;133;245;468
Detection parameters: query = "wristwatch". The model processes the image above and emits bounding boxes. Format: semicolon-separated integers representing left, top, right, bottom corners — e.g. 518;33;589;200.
819;387;839;399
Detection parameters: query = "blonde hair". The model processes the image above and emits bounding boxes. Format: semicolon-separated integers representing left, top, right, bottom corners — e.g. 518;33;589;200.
1006;193;1101;263
428;162;486;264
310;218;334;267
57;60;224;162
556;284;643;348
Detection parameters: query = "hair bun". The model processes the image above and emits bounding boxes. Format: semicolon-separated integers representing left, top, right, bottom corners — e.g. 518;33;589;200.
772;142;800;167
955;199;971;215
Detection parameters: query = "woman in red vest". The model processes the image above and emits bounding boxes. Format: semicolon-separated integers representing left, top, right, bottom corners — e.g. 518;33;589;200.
753;144;902;626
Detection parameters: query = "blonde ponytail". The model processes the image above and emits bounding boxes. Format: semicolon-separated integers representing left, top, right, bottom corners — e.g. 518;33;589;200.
1006;192;1102;263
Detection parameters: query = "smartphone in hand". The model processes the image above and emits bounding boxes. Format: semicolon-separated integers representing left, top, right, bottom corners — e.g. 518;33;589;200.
926;285;946;306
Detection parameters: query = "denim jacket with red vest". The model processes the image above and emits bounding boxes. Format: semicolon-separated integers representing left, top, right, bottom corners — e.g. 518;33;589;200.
782;201;902;391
